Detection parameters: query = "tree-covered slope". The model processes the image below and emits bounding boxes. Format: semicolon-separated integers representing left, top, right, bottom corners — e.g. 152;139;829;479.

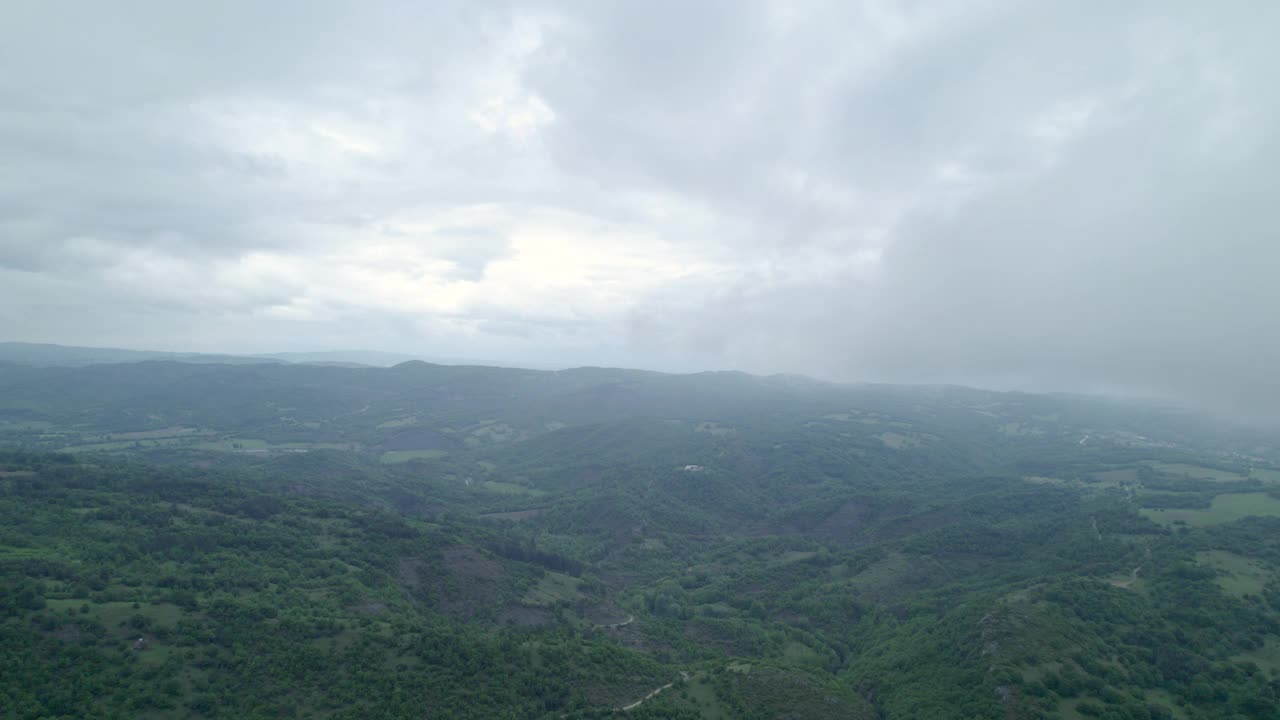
3;360;1280;718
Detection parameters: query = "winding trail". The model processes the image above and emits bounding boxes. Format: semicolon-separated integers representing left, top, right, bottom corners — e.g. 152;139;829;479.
595;614;634;629
1112;564;1142;589
1111;544;1152;589
617;672;689;711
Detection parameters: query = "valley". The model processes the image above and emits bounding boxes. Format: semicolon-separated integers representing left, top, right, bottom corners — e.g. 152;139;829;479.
2;355;1279;718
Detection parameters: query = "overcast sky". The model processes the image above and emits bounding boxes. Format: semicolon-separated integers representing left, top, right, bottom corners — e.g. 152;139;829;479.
1;1;1277;414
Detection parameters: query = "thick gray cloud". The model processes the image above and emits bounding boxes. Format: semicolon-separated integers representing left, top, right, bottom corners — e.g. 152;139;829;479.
1;1;1277;417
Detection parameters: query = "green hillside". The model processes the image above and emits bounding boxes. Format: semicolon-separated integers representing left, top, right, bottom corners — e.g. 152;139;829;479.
2;359;1279;718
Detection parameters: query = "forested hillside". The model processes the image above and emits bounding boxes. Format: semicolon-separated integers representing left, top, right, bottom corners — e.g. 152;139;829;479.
3;357;1279;718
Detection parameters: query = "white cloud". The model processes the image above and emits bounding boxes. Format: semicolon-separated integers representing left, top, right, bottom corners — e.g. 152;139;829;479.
2;0;1279;414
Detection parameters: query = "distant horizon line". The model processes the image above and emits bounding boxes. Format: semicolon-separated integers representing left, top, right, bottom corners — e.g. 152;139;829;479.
0;338;1184;405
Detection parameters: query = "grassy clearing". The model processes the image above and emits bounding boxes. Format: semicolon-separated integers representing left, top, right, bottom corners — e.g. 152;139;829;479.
105;426;202;441
849;552;913;592
1106;567;1146;592
1236;637;1280;677
1141;492;1280;527
776;551;818;564
0;545;55;560
465;422;522;445
376;417;419;429
1196;550;1272;597
1024;474;1132;495
1250;468;1280;483
523;572;583;606
1;419;53;429
1092;468;1138;483
476;508;547;521
697;602;735;618
1139;690;1188;719
479;480;545;496
695;422;735;436
682;674;730;719
46;600;184;630
637;672;729;719
1053;694;1176;720
1053;698;1090;719
190;438;354;453
380;449;447;464
64;438;186;452
1000;422;1044;436
878;432;919;449
782;641;825;666
1024;475;1070;486
1149;462;1246;482
193;437;271;451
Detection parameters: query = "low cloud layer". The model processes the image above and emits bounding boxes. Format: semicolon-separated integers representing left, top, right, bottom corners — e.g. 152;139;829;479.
2;1;1277;415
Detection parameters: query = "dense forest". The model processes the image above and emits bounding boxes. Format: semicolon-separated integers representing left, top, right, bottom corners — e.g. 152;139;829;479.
2;350;1279;718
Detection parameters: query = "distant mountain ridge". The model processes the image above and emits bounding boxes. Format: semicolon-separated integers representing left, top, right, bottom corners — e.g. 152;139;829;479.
0;342;556;370
0;341;283;367
0;351;1271;464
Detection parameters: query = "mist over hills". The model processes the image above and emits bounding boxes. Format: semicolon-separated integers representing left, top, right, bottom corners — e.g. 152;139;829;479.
3;341;1280;718
0;342;563;371
0;341;1267;457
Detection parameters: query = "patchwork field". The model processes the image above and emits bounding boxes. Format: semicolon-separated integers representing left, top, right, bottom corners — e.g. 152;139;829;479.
1251;468;1280;483
1148;462;1247;482
1023;472;1136;494
1141;492;1280;527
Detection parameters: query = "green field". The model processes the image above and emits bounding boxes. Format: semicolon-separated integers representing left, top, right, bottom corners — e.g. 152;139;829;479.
781;640;826;667
1196;550;1273;597
479;480;545;496
193;437;271;451
1023;475;1071;486
7;351;1280;718
1251;468;1280;483
44;599;185;632
1149;462;1247;482
1237;637;1280;676
379;449;447;464
681;674;730;719
999;422;1044;436
1092;468;1139;483
64;437;193;452
376;416;419;429
523;572;583;606
0;545;55;560
1142;492;1280;527
1025;470;1138;494
878;431;919;449
776;550;819;564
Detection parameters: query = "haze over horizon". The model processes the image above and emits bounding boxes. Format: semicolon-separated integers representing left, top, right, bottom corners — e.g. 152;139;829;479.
3;2;1277;417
